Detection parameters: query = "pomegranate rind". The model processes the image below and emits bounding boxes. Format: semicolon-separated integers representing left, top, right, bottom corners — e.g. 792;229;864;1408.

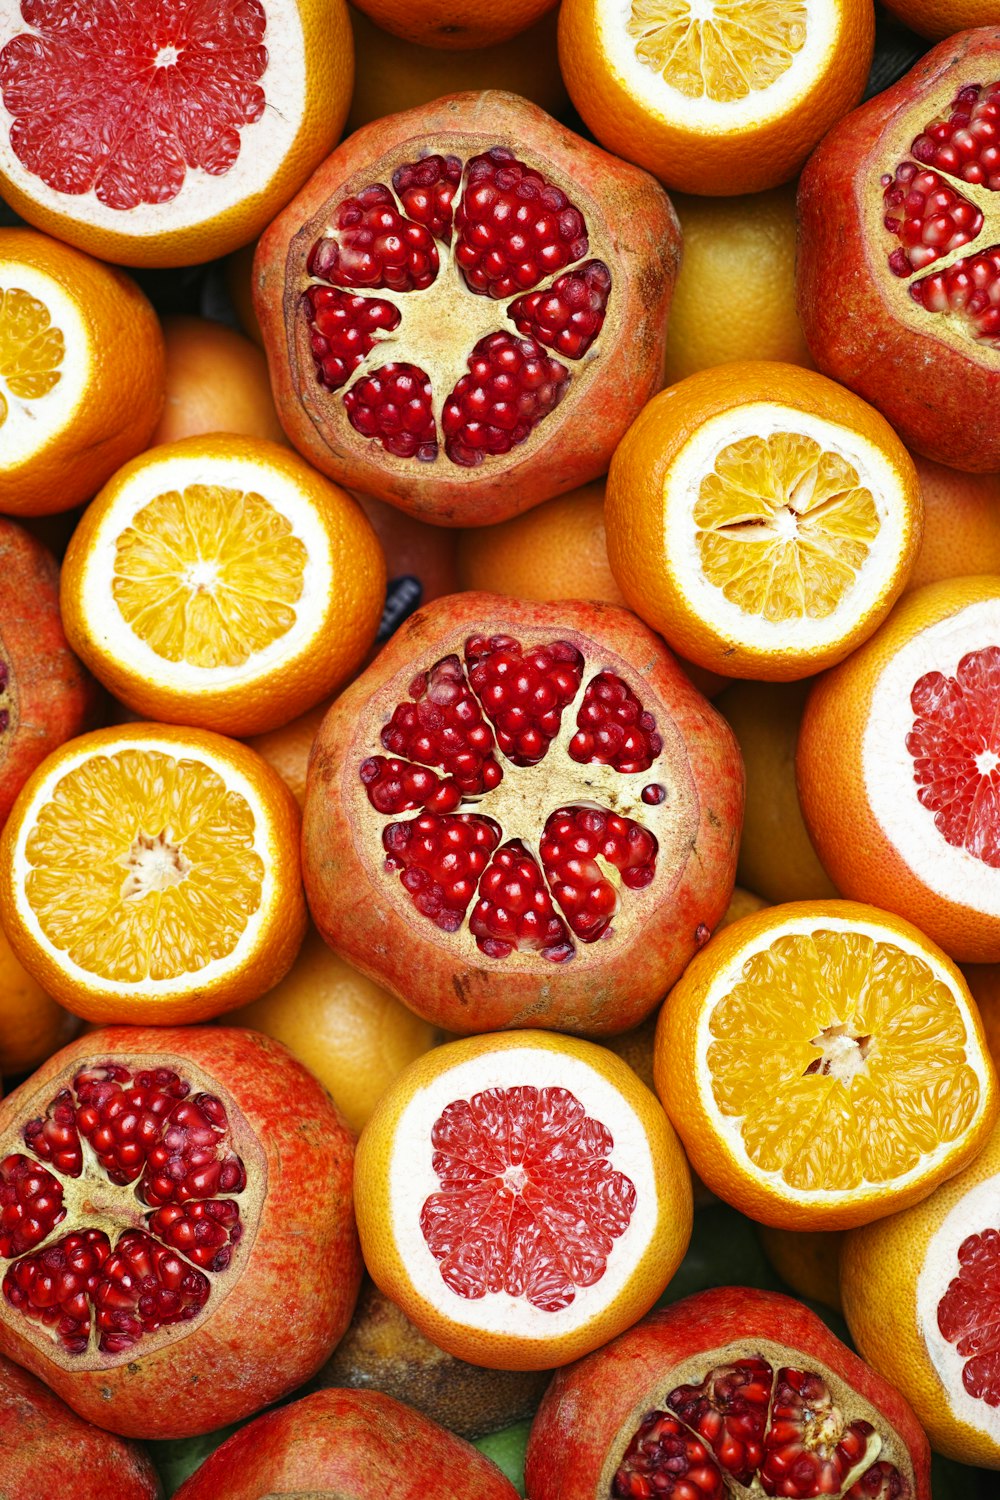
302;592;743;1035
0;519;100;829
842;1114;1000;1468
354;1031;692;1371
797;28;1000;473
798;577;1000;962
171;1386;520;1498
524;1286;931;1500
254;90;681;526
0;1026;361;1439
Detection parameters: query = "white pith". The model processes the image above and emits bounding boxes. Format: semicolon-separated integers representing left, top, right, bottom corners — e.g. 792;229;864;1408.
862;596;1000;914
387;1046;659;1339
915;1170;1000;1450
0;0;306;239
662;402;909;651
8;729;281;997
692;912;994;1205
74;451;335;692
594;0;838;133
0;258;89;466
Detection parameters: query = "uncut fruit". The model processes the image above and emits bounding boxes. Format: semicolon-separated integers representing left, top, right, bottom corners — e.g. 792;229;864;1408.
172;1387;520;1499
841;1114;1000;1468
351;0;557;51
0;518;99;829
0;1350;160;1500
525;1286;931;1500
0;1027;360;1438
798;27;1000;472
0;0;354;268
303;592;743;1035
254;90;680;526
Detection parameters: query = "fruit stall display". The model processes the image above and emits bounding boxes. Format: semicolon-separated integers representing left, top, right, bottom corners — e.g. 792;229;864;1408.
0;2;999;1497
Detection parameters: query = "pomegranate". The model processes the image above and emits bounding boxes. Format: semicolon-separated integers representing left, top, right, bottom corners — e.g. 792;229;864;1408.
303;592;743;1035
797;28;1000;472
525;1287;931;1500
172;1387;521;1499
0;1027;361;1439
0;518;99;827
0;1349;161;1499
254;90;680;526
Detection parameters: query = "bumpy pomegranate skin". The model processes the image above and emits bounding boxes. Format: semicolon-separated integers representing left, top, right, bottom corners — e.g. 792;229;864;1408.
525;1287;932;1500
255;90;680;525
0;1027;362;1439
798;29;1000;472
302;592;743;1035
0;518;100;826
172;1387;521;1499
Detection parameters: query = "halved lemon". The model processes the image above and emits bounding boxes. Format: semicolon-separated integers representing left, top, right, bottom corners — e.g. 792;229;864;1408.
654;899;998;1230
60;434;386;737
606;362;923;679
0;723;306;1025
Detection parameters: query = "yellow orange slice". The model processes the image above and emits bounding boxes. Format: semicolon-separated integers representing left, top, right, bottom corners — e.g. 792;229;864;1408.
654;899;998;1230
626;0;807;103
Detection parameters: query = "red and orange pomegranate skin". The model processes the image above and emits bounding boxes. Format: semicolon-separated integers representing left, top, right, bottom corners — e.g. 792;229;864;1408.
254;90;680;526
0;1027;361;1440
797;29;1000;473
525;1287;932;1500
303;592;743;1036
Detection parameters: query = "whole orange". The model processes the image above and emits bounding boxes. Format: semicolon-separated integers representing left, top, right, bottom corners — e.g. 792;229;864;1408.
350;0;557;49
0;914;77;1078
905;454;1000;594
152;316;286;447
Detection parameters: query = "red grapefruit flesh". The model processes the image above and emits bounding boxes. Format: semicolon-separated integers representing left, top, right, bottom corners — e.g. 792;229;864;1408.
937;1226;1000;1407
0;0;268;211
419;1084;636;1313
906;645;1000;869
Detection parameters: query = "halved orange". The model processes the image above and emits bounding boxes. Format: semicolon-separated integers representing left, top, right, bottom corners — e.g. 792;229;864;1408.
654;899;998;1230
60;434;386;737
0;723;306;1025
355;1029;692;1370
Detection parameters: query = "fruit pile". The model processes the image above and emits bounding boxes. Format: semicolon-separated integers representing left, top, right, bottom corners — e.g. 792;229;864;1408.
1;1;999;1496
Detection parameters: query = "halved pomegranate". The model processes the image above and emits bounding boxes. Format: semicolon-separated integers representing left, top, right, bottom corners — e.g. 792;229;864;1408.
0;1027;361;1439
525;1287;931;1500
254;90;680;525
302;593;743;1035
798;28;1000;472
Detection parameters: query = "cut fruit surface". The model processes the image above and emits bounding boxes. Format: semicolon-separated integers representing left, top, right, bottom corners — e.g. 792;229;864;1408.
0;284;62;429
654;900;998;1230
0;723;306;1025
626;0;808;104
353;1030;692;1370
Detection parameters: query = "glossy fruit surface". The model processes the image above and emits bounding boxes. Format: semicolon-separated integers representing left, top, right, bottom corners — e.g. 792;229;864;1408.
151;316;286;447
303;591;743;1035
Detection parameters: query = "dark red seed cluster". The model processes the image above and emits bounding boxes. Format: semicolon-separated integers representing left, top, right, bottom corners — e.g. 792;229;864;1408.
911;82;1000;190
509;259;612;359
442;331;569;468
379;654;503;800
465;634;584;765
613;1410;725;1499
392;153;461;243
760;1369;874;1496
569;672;663;773
882;163;983;275
469;840;574;961
0;1154;65;1257
304;286;400;392
307;182;439;291
910;249;1000;342
382;814;500;933
667;1358;771;1487
343;362;438;460
540;808;658;943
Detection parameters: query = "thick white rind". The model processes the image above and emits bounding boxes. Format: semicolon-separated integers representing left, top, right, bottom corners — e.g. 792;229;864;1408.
387;1047;659;1339
0;260;89;466
862;598;1000;916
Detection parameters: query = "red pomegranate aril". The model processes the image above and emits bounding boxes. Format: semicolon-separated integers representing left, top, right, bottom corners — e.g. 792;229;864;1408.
882;163;984;274
0;1155;65;1257
613;1411;726;1500
570;673;663;773
344;362;438;460
846;1462;905;1498
305;286;400;392
666;1359;773;1487
910;81;1000;191
392;154;462;243
443;331;570;468
760;1369;875;1498
383;814;501;932
540;808;658;944
23;1091;81;1179
92;1231;209;1354
465;634;584;765
148;1199;242;1273
469;840;574;961
509;259;612;359
360;755;463;816
3;1229;110;1354
379;653;503;796
910;248;1000;343
308;183;439;292
454;149;589;301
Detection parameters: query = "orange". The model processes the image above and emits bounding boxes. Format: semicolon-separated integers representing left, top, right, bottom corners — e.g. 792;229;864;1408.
226;241;265;347
881;0;1000;40
0;228;164;516
0;722;306;1026
841;1113;1000;1466
963;963;1000;1073
557;0;874;195
351;0;557;50
60;434;386;737
757;1226;843;1313
347;7;568;130
355;1030;692;1369
245;697;334;808
151;315;286;447
228;924;438;1135
357;492;460;609
0;911;77;1077
663;188;812;384
605;362;923;680
0;0;354;268
798;577;1000;964
654;899;998;1230
905;454;1000;594
719;679;838;904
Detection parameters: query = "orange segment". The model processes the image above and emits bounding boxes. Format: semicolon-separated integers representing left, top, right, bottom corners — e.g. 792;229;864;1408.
626;0;807;103
0;286;63;426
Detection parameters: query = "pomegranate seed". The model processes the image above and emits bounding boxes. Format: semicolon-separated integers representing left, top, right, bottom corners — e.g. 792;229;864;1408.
469;840;574;961
509;259;612;358
307;182;439;292
442;331;569;468
304;285;400;392
464;634;584;765
382;814;501;932
570;672;663;772
378;653;503;795
614;1410;726;1499
667;1359;773;1486
0;1154;66;1256
540;806;658;943
343;362;439;460
392;154;462;244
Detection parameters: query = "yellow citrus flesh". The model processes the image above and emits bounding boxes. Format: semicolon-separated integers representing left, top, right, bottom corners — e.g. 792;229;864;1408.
694;432;880;623
708;929;981;1192
24;748;264;984
626;0;807;102
112;484;308;670
0;285;64;426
